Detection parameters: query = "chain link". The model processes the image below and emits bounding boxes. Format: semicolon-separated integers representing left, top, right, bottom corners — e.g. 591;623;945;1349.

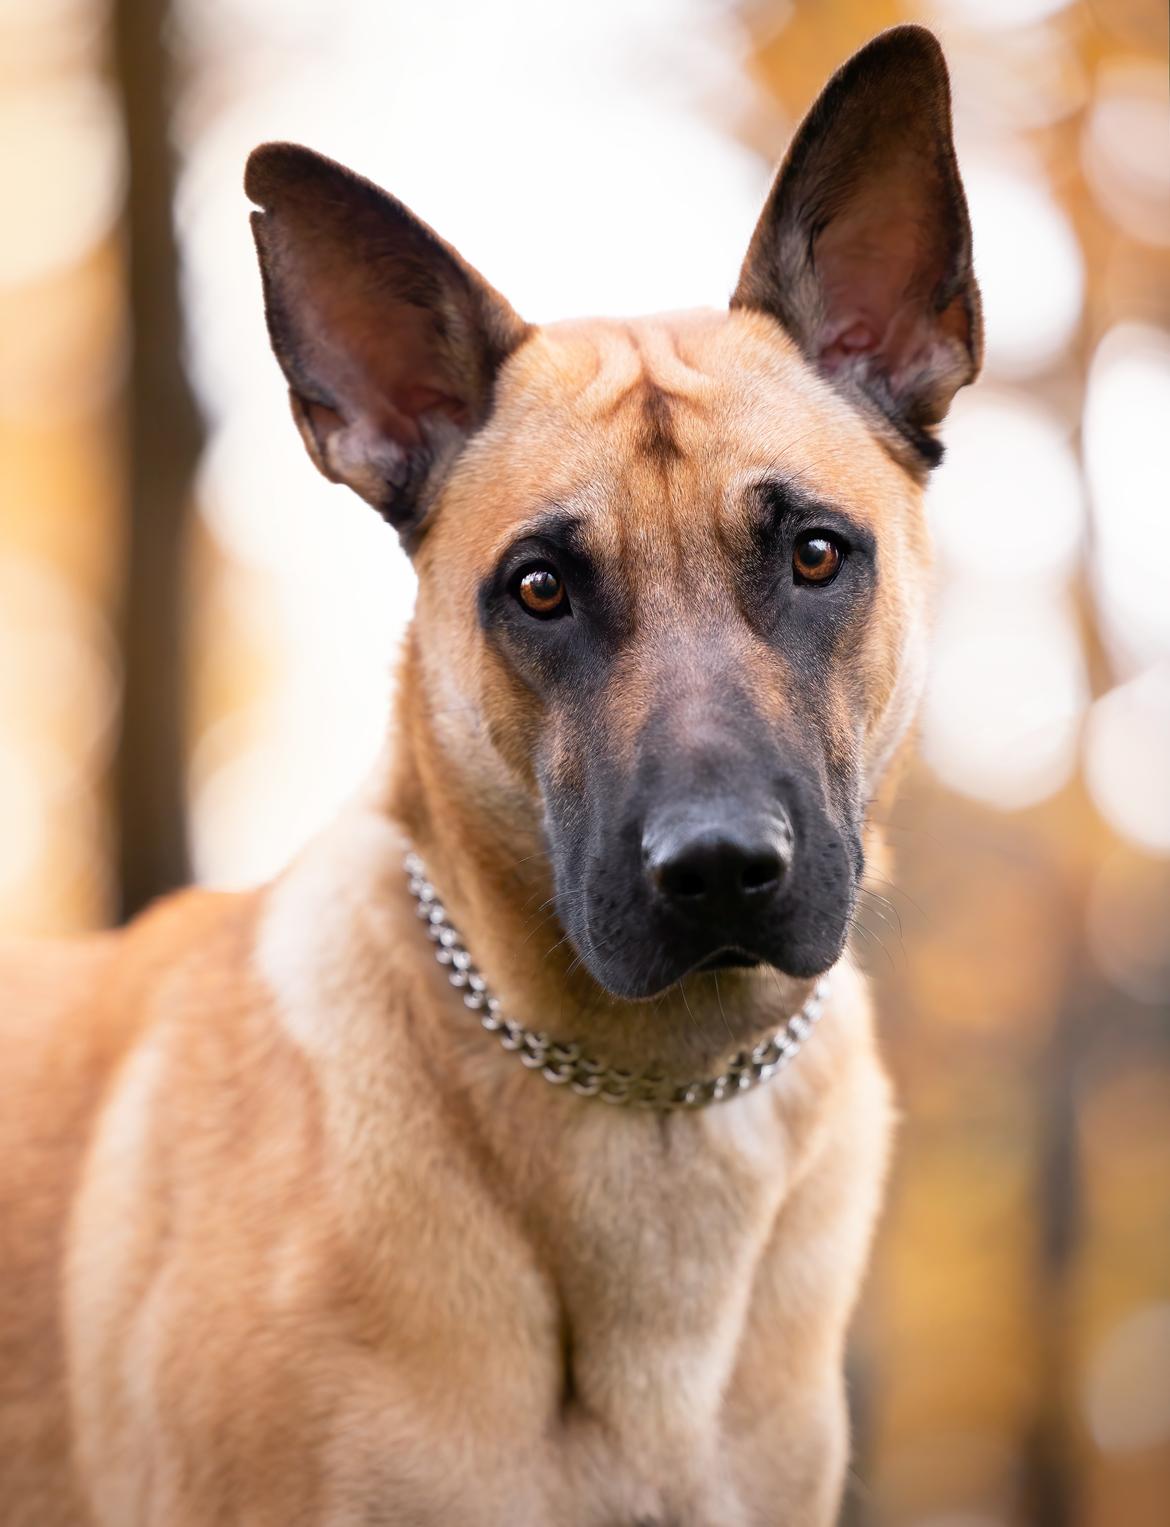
405;851;828;1112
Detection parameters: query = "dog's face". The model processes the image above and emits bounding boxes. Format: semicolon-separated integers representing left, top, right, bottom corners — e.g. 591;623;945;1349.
247;26;981;1001
417;314;936;999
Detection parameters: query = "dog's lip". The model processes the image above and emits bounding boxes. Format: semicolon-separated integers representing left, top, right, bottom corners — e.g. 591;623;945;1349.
691;947;763;974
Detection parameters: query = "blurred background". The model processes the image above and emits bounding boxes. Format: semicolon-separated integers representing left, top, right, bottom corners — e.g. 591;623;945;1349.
1;0;1167;1521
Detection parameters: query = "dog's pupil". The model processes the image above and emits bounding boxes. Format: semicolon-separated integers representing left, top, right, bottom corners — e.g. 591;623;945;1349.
521;568;560;609
796;536;837;580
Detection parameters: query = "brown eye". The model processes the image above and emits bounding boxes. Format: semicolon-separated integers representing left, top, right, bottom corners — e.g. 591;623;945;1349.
515;564;568;618
792;532;843;586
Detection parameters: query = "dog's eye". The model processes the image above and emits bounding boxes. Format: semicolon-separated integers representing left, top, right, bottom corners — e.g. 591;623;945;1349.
513;563;569;618
792;532;844;586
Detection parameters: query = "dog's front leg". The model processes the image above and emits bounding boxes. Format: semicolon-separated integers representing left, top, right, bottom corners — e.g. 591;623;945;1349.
758;1376;850;1527
725;1049;891;1526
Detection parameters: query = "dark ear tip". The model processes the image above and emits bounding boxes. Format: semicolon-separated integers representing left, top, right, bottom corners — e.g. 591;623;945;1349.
245;141;342;208
850;23;948;79
864;23;945;58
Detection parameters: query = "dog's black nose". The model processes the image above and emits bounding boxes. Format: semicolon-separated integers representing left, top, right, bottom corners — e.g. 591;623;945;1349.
643;808;793;919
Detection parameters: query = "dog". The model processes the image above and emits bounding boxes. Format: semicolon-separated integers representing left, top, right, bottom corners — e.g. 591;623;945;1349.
0;24;981;1526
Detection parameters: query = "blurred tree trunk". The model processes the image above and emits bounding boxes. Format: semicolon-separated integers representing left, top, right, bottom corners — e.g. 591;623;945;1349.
111;0;201;919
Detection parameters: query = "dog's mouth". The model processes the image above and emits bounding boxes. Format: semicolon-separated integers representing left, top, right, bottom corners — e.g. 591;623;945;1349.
549;786;861;1001
692;947;763;974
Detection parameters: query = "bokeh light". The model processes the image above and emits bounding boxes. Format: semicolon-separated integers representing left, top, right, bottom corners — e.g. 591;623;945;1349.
933;0;1073;28
1083;1303;1170;1454
1082;60;1170;248
0;75;121;290
920;586;1087;810
0;554;117;928
1086;848;1170;1005
1084;665;1170;853
962;161;1085;379
1084;323;1170;674
927;389;1084;585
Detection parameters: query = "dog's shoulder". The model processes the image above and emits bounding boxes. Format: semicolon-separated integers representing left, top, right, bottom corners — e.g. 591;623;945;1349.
1;883;257;1038
0;885;266;1245
0;886;257;1512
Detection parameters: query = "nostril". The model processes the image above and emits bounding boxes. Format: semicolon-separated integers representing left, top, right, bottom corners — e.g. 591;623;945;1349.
740;853;781;893
643;810;794;909
658;861;707;900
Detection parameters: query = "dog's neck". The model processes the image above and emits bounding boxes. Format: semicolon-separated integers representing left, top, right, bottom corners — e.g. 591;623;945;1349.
257;767;873;1503
378;644;821;1086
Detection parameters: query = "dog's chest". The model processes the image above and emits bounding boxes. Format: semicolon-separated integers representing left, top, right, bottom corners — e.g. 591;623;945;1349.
555;1103;788;1388
323;1093;796;1527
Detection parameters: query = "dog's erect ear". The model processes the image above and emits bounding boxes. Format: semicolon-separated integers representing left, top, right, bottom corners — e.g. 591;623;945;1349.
732;25;982;467
246;143;530;535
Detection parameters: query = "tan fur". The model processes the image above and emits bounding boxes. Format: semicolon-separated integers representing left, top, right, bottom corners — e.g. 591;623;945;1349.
0;307;921;1525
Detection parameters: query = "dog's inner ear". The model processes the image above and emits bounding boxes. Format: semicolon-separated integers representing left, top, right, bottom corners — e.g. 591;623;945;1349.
732;25;982;466
246;143;529;534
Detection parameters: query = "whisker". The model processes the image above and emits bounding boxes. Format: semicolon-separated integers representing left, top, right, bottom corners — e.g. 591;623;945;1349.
679;977;705;1041
861;870;931;923
848;915;897;977
856;887;904;943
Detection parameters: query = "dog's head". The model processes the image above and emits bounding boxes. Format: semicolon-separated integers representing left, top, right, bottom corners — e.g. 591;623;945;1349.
247;26;980;1002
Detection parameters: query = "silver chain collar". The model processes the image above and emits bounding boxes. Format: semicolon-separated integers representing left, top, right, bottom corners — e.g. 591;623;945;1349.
405;851;828;1112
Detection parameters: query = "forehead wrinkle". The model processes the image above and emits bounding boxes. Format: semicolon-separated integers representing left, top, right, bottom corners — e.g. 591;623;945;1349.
631;314;722;393
571;323;646;415
574;318;716;424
